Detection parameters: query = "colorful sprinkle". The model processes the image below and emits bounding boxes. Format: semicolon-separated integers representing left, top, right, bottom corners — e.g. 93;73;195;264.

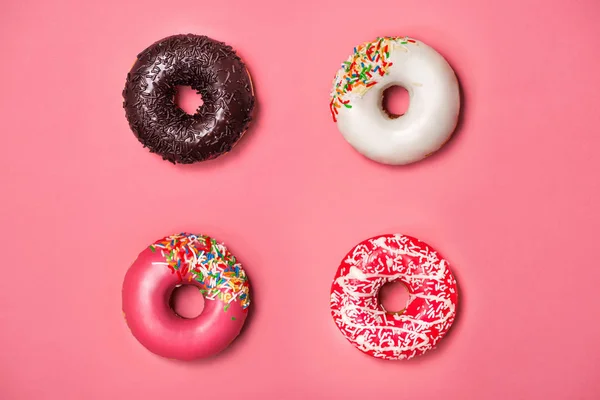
150;233;250;310
329;36;417;122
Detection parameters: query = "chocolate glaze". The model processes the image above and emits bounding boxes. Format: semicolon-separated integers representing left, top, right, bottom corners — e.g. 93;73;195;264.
123;34;255;164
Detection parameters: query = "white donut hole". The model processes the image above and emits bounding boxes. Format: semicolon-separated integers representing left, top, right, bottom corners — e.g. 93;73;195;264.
381;85;410;117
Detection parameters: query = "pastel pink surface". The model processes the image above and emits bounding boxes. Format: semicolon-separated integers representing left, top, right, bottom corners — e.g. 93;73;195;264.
1;0;600;399
122;245;248;361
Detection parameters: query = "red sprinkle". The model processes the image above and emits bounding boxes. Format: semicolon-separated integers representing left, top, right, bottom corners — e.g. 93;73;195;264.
330;102;337;122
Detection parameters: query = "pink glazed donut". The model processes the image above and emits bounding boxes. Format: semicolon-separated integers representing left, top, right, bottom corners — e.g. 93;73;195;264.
122;233;251;360
330;234;458;360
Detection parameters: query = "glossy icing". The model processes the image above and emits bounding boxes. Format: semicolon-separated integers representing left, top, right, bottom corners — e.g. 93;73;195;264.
123;34;255;164
330;234;458;360
330;36;460;165
122;233;250;360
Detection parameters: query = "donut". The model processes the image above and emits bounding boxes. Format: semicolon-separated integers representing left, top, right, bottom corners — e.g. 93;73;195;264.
123;34;255;164
122;233;251;360
329;36;460;165
330;234;458;360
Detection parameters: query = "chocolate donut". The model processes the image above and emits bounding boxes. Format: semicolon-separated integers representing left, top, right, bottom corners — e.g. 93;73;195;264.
123;34;255;164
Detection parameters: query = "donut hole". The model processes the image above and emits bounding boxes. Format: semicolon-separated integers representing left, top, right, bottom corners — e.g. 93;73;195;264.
174;85;204;115
378;281;410;314
381;85;409;118
169;285;205;319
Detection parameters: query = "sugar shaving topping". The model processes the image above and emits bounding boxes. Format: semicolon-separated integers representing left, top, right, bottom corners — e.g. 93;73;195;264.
330;234;457;360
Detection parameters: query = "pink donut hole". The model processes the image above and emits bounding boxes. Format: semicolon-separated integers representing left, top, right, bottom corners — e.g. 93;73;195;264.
170;285;205;318
122;247;249;361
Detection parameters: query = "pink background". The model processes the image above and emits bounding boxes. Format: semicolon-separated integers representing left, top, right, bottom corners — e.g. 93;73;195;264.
1;0;600;398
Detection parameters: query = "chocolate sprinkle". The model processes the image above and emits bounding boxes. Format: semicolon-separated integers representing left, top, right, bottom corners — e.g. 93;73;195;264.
123;34;255;164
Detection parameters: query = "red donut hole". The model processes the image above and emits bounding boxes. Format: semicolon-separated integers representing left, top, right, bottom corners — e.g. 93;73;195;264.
378;281;410;314
382;85;409;118
174;85;204;115
170;285;205;319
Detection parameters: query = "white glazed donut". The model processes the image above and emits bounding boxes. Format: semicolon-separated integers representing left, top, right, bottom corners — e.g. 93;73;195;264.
329;36;460;165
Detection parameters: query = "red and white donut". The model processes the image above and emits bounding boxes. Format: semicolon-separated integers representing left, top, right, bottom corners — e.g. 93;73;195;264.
330;234;458;360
